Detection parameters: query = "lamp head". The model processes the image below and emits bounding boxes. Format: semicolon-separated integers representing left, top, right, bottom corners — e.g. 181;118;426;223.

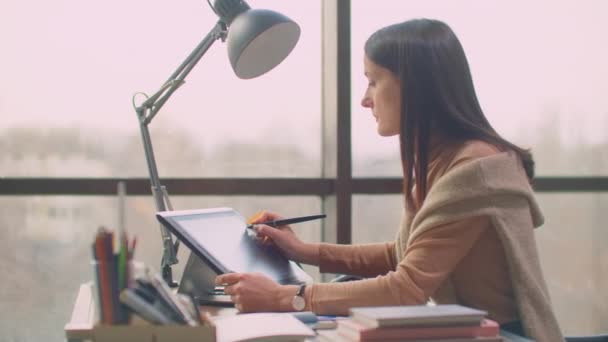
213;0;300;79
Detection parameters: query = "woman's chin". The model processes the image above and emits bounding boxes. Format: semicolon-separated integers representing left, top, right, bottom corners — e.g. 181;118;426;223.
377;127;398;137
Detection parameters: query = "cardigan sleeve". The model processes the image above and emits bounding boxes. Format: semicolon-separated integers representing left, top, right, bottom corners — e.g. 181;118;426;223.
318;242;397;277
306;215;490;315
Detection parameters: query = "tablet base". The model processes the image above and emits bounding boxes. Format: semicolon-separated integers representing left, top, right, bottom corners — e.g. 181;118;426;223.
178;252;219;300
195;294;235;307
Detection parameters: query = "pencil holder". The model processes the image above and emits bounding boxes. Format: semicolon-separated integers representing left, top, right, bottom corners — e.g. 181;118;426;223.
65;282;216;342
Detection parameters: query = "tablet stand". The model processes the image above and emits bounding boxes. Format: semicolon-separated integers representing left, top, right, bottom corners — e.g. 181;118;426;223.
178;252;234;306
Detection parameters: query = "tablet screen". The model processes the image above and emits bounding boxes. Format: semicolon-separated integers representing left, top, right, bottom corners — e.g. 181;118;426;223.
157;208;311;285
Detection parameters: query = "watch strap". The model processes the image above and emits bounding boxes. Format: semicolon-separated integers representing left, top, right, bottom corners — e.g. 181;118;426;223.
296;284;306;297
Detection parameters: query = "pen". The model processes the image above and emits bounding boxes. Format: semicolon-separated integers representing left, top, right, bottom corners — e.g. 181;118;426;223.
246;214;326;229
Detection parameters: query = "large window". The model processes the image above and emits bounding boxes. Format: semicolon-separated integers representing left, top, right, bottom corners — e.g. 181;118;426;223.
0;0;321;178
1;1;607;341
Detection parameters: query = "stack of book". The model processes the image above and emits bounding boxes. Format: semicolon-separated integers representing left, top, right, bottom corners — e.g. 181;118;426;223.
319;304;502;342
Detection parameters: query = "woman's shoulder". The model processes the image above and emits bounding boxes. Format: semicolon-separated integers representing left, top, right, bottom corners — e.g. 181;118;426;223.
426;140;502;192
445;140;502;171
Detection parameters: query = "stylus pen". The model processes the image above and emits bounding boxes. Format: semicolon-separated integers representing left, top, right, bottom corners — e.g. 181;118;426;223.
246;214;326;229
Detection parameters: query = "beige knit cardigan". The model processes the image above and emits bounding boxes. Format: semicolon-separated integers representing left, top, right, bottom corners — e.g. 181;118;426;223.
395;151;564;342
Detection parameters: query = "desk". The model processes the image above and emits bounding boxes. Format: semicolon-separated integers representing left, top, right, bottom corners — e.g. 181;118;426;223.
65;282;531;342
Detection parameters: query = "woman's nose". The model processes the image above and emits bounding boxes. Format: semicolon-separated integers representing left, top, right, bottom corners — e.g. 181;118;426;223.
361;96;372;108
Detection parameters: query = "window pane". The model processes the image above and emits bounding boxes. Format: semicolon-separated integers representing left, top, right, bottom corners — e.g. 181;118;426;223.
0;1;321;178
0;196;117;342
535;193;608;335
0;195;321;342
352;195;403;244
353;193;608;335
351;1;608;177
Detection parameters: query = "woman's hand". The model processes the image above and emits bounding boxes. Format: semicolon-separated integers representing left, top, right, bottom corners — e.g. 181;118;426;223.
215;272;298;313
249;210;320;265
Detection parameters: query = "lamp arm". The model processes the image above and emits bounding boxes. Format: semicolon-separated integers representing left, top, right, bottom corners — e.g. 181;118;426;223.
140;21;227;124
133;20;227;286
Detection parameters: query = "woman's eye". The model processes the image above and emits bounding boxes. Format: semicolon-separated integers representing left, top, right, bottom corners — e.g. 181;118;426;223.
368;81;376;87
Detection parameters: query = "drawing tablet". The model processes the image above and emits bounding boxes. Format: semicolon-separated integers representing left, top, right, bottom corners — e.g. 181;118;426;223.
156;208;313;287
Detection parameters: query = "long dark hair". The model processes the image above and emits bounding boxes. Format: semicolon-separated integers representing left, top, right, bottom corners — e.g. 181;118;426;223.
364;18;534;210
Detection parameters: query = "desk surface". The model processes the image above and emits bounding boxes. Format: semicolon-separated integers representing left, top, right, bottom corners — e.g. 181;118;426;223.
65;282;532;342
65;282;317;342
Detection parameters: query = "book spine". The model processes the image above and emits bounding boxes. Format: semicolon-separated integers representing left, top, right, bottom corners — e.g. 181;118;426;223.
338;319;499;340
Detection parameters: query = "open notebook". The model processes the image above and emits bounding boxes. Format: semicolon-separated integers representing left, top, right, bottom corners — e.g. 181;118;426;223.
211;313;315;342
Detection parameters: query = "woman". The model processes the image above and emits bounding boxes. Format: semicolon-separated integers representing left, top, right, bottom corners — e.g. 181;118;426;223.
216;19;563;341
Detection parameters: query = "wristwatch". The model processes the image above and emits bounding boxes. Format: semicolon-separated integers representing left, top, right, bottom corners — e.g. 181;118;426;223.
291;284;307;311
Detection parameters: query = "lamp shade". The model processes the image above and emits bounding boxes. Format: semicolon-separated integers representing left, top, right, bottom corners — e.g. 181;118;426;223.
226;9;300;79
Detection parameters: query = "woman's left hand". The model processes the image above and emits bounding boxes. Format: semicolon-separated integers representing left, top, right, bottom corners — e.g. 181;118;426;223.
215;272;297;313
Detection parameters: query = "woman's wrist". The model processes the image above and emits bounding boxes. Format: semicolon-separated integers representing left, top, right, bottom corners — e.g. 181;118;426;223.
298;242;320;266
277;285;299;311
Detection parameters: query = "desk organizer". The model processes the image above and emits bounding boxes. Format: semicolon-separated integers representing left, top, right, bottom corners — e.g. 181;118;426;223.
65;282;215;342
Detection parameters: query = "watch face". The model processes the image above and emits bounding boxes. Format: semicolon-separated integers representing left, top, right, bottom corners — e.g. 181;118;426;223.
291;295;305;311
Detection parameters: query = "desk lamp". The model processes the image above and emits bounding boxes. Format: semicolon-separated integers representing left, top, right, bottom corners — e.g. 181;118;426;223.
132;0;300;286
